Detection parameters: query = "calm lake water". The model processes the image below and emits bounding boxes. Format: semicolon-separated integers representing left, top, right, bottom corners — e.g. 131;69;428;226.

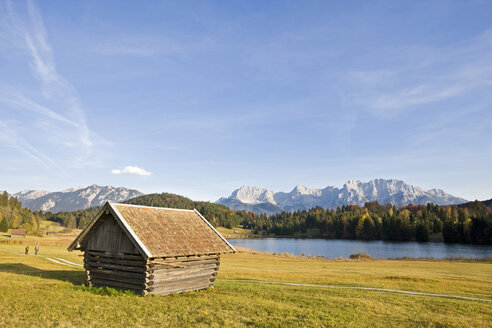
228;238;492;259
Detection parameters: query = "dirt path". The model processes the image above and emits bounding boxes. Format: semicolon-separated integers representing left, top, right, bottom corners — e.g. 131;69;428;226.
220;278;492;303
0;248;83;269
44;257;83;269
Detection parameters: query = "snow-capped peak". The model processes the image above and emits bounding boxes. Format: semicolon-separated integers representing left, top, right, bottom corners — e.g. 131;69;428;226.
291;185;322;196
231;185;271;204
217;179;468;214
13;185;145;213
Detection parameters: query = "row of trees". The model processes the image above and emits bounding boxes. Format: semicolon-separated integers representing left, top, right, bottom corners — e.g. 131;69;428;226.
0;192;42;233
241;202;492;244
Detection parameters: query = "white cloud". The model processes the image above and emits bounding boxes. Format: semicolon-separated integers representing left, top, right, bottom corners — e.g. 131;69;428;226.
111;166;152;176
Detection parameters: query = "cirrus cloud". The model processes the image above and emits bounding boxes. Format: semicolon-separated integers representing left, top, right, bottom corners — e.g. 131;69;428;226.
111;166;152;176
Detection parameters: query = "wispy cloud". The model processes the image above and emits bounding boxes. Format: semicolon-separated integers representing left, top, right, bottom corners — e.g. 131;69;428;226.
0;120;59;169
0;0;93;169
111;166;152;176
347;30;492;117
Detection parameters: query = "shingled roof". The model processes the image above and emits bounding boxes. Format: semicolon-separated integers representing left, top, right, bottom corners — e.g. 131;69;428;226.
68;202;235;259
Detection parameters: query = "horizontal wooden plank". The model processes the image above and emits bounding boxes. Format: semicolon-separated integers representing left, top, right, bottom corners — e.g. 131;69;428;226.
150;271;217;288
149;274;215;290
151;255;218;263
150;269;217;284
151;266;218;278
151;265;218;279
152;258;219;268
148;282;213;295
88;272;146;285
89;277;146;290
151;261;185;268
87;250;144;261
153;274;213;287
148;283;213;294
87;266;148;279
84;260;146;274
148;260;220;272
86;254;145;267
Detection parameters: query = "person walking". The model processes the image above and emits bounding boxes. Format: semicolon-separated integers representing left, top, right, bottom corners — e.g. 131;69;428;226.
25;245;29;255
34;245;39;255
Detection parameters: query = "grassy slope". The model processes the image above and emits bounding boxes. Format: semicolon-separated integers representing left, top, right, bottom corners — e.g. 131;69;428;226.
0;244;490;327
215;226;253;238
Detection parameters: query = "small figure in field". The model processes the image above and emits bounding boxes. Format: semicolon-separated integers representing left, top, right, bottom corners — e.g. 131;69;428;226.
35;245;39;255
25;245;29;255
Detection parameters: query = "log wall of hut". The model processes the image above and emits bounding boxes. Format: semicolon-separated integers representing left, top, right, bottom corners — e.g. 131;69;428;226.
82;213;220;295
146;255;220;295
84;252;220;295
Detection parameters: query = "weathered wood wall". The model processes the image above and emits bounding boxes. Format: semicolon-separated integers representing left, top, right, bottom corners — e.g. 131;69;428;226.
84;251;147;294
146;255;220;295
84;252;220;295
83;213;139;255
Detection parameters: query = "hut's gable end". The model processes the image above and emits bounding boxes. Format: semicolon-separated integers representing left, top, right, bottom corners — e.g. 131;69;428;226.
83;213;139;256
82;213;146;293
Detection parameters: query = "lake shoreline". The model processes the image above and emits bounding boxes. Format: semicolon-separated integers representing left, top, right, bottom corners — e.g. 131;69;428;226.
223;233;489;245
228;238;492;259
233;246;492;262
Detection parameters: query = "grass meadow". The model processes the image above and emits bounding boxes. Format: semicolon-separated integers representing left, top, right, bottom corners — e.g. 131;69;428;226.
0;242;490;327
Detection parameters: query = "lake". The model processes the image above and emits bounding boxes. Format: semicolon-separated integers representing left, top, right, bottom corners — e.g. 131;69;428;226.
227;238;492;259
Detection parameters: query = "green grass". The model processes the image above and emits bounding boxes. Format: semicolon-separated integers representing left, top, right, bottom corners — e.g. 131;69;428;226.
215;225;253;238
38;220;66;232
0;244;490;327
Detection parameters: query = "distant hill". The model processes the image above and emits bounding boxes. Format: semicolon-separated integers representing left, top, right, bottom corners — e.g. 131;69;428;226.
217;179;468;214
457;198;492;215
13;185;145;213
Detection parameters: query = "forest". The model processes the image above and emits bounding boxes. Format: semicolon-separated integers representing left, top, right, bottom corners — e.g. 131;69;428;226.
243;201;492;244
2;191;491;244
0;191;43;233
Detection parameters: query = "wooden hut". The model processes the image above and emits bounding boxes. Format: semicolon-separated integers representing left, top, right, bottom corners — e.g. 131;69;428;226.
10;229;27;238
68;202;235;295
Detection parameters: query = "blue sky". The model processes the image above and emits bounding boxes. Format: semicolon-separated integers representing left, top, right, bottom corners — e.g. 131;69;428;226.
0;0;491;201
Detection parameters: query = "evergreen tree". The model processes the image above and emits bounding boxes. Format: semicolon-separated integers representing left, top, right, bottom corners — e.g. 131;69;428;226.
0;218;8;232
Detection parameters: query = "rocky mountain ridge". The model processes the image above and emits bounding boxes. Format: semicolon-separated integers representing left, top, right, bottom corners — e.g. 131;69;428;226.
12;185;145;213
216;179;468;214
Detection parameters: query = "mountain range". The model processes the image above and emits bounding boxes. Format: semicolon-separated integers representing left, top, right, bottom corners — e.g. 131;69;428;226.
216;179;468;214
13;185;145;213
10;179;468;215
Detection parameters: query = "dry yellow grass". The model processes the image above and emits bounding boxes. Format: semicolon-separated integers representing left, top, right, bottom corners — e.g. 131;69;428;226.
0;243;490;327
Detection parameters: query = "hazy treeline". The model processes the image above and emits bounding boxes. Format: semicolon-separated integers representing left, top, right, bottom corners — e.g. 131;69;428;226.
242;201;492;244
0;192;42;233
